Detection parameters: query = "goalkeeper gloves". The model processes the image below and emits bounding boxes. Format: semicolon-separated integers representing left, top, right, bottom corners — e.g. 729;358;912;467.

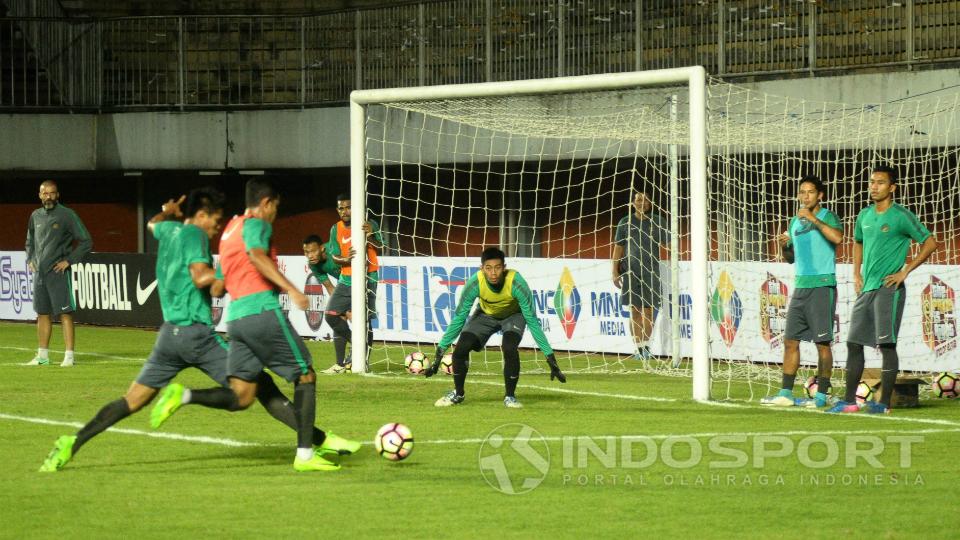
424;347;444;378
546;354;566;383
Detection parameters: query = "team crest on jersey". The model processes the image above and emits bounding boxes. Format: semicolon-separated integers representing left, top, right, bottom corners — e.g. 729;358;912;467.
881;224;890;233
52;223;59;229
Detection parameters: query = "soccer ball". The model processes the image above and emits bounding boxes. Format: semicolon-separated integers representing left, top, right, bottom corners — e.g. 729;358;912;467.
931;372;959;398
440;353;454;375
375;423;414;461
404;351;428;374
803;376;830;399
855;381;875;404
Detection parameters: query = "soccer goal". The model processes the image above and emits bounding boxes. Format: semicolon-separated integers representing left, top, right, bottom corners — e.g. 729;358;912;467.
347;66;960;402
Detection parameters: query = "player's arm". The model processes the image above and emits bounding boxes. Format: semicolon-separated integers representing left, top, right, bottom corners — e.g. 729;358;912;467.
184;227;220;292
779;217;795;263
244;219;307;309
883;234;938;289
189;262;218;290
62;209;93;270
147;195;185;234
308;263;336;296
425;276;480;377
209;262;226;298
513;274;566;383
810;211;844;245
852;213;864;294
611;243;625;288
363;219;384;250
25;214;35;272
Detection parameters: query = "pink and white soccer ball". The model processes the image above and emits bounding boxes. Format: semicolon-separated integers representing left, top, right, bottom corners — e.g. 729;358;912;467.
932;372;959;399
404;351;428;374
375;423;414;461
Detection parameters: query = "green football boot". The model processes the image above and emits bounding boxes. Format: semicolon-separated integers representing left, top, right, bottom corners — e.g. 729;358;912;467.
39;435;76;472
317;432;362;456
150;383;184;429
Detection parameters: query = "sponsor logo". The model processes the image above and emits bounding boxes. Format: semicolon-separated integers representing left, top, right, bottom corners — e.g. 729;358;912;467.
422;266;475;332
136;273;158;305
921;275;957;356
71;263;132;311
759;272;788;349
0;256;33;314
304;273;327;331
710;270;742;346
553;267;581;340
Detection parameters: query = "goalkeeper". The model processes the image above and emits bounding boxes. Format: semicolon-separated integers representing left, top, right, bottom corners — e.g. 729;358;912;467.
426;247;566;408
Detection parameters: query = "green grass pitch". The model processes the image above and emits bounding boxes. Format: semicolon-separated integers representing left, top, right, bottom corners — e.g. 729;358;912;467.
1;321;957;538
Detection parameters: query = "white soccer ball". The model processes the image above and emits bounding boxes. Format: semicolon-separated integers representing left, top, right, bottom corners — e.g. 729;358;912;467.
404;351;427;374
375;423;414;461
440;353;454;375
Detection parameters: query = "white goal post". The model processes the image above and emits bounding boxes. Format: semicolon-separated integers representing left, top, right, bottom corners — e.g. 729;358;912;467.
348;66;712;401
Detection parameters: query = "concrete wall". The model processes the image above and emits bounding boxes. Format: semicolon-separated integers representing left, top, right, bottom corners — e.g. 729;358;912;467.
3;68;960;171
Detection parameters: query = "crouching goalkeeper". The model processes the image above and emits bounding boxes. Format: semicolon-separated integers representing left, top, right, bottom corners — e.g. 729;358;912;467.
425;247;566;408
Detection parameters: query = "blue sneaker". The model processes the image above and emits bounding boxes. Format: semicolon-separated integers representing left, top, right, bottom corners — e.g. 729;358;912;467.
632;347;652;361
862;401;890;414
827;400;860;414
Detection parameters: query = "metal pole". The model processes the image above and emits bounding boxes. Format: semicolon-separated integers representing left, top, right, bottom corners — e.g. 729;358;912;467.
418;3;426;86
300;16;306;105
906;0;915;69
355;10;362;90
634;0;642;70
485;0;493;82
137;176;144;253
717;0;726;75
807;0;817;73
669;95;681;369
688;67;710;402
349;98;368;373
177;17;184;110
557;0;565;77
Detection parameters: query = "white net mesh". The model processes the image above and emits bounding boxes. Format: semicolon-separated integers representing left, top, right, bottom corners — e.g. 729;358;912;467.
359;76;960;400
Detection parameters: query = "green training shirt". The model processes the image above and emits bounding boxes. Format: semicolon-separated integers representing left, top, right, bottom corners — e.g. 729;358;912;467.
854;203;931;293
153;221;214;326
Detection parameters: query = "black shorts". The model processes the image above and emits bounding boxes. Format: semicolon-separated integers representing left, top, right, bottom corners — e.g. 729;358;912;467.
136;323;229;388
227;308;313;382
847;286;907;347
784;286;836;343
33;268;75;316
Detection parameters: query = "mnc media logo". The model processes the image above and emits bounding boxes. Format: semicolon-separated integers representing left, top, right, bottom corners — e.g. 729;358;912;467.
553;267;581;339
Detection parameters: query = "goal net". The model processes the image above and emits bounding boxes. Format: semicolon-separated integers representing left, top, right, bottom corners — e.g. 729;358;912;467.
348;67;960;402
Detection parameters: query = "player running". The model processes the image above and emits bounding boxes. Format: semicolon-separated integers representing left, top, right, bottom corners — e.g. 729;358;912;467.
39;188;351;472
425;247;566;408
149;180;359;472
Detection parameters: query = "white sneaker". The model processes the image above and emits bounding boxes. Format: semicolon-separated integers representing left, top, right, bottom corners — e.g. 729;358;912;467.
321;363;349;374
759;395;797;407
434;390;465;407
60;357;75;367
24;356;49;366
503;396;523;409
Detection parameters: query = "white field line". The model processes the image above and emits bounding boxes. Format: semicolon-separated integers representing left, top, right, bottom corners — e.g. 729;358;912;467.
0;346;144;363
4;412;959;448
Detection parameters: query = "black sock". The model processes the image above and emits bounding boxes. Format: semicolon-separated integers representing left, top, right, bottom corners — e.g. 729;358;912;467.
453;351;469;397
327;314;350;365
293;382;317;450
74;398;132;454
502;333;521;398
781;373;796;392
845;343;865;403
189;387;240;411
879;346;899;407
816;376;831;397
256;373;325;446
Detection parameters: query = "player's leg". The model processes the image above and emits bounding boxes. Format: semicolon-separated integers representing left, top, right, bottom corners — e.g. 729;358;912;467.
40;324;185;471
27;274;53;365
435;334;477;406
499;312;527;408
250;308;341;470
323;282;352;372
807;286;837;408
60;314;75;367
763;289;807;405
830;291;875;413
870;285;906;413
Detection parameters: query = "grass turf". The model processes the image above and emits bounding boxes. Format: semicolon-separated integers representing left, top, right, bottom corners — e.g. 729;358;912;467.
1;321;957;538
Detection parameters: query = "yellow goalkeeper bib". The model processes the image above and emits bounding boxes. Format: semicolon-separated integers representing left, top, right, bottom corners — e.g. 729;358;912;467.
477;270;519;319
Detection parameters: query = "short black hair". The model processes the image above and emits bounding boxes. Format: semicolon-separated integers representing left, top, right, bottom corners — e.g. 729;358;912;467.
336;192;350;203
798;175;825;194
184;186;226;218
245;178;277;208
303;234;323;245
872;164;899;184
481;247;506;265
